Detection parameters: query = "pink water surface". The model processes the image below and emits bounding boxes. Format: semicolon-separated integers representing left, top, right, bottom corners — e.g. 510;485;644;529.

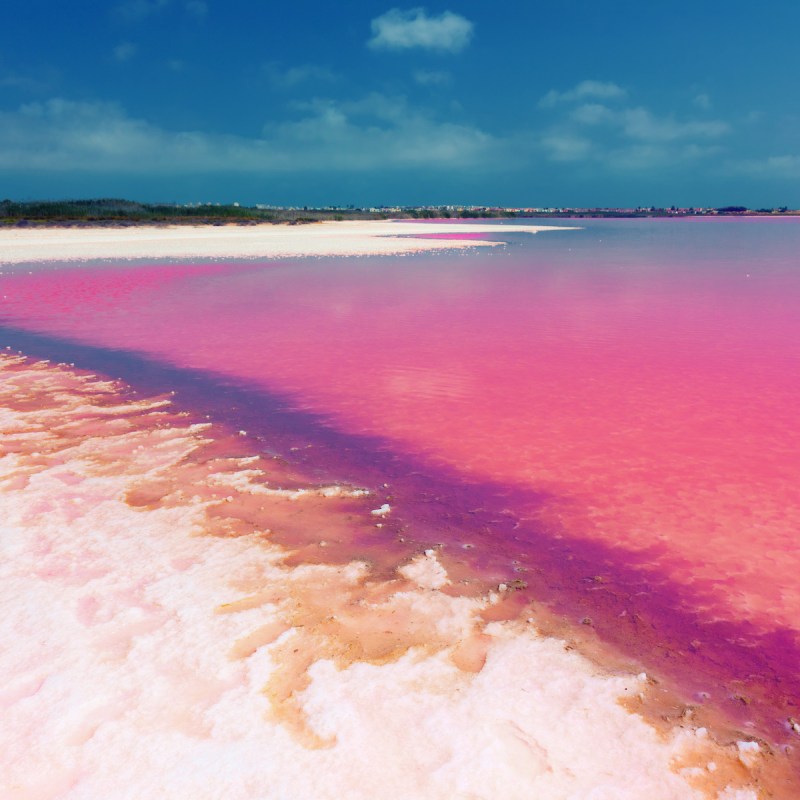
2;218;799;744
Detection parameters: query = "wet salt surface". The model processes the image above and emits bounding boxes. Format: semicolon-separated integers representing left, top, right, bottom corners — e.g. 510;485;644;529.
0;355;753;799
1;218;799;795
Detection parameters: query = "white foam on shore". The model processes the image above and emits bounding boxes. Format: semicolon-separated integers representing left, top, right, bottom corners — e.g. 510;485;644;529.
0;355;757;800
0;220;570;265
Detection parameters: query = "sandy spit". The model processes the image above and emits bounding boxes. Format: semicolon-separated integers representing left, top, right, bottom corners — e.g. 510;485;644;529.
0;220;570;264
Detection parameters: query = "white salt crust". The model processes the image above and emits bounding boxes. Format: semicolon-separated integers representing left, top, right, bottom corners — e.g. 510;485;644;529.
0;220;570;265
0;357;758;800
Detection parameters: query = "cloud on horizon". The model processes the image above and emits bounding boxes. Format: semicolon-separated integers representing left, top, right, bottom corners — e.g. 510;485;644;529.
0;96;496;175
538;80;730;171
0;71;773;205
368;8;474;53
726;154;800;179
570;104;730;142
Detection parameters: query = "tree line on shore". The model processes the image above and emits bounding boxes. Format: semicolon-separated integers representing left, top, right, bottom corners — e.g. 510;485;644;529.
0;199;510;225
1;198;795;226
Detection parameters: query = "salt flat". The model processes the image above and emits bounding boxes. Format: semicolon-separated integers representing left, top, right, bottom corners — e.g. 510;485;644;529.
0;220;569;264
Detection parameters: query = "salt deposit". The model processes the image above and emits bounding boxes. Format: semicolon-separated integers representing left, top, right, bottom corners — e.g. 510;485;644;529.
0;354;760;799
0;220;570;265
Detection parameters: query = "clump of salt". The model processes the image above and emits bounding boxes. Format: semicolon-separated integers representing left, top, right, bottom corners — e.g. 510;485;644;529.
736;740;760;768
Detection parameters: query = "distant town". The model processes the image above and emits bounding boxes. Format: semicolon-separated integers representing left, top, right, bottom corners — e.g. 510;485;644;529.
1;198;798;226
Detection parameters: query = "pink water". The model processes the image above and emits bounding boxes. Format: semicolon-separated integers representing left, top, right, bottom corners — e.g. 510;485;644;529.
2;218;799;750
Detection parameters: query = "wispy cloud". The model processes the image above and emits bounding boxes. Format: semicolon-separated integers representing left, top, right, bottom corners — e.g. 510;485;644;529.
539;80;627;108
570;104;730;142
0;95;496;174
569;103;615;125
368;8;474;53
115;0;169;21
622;107;728;141
113;42;138;62
0;73;51;92
726;154;800;178
184;0;207;17
264;63;339;89
540;133;592;163
270;93;493;168
607;142;723;171
414;69;451;86
693;93;711;110
539;81;730;171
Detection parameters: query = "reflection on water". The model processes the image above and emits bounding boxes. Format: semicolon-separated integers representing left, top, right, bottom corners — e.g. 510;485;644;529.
2;218;800;760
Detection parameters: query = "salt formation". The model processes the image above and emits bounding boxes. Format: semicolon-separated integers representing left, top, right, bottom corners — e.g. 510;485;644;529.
0;221;570;266
0;354;758;799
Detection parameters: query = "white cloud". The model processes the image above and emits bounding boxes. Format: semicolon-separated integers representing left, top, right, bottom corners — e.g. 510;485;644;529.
539;80;627;108
414;69;451;86
114;42;138;62
567;103;730;142
272;93;493;168
544;82;728;152
619;107;728;142
540;124;725;171
368;8;474;53
0;96;496;175
569;103;615;125
571;104;729;142
540;88;730;172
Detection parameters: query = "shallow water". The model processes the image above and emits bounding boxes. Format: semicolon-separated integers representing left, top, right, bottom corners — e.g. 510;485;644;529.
1;218;799;776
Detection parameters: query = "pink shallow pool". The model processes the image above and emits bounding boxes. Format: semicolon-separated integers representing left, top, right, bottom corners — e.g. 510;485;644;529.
2;218;799;748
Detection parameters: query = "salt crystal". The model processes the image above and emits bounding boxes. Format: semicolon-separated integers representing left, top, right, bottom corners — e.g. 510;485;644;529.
736;740;760;768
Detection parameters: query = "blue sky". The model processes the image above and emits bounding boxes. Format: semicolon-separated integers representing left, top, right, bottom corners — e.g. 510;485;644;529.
1;1;799;207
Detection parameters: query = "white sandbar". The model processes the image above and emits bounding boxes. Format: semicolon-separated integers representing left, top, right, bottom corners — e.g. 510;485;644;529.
0;220;570;265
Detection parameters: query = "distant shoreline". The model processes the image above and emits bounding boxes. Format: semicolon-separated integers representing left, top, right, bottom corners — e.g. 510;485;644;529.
2;199;797;228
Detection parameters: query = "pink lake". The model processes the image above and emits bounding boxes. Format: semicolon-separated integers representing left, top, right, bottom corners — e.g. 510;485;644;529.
1;217;799;751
